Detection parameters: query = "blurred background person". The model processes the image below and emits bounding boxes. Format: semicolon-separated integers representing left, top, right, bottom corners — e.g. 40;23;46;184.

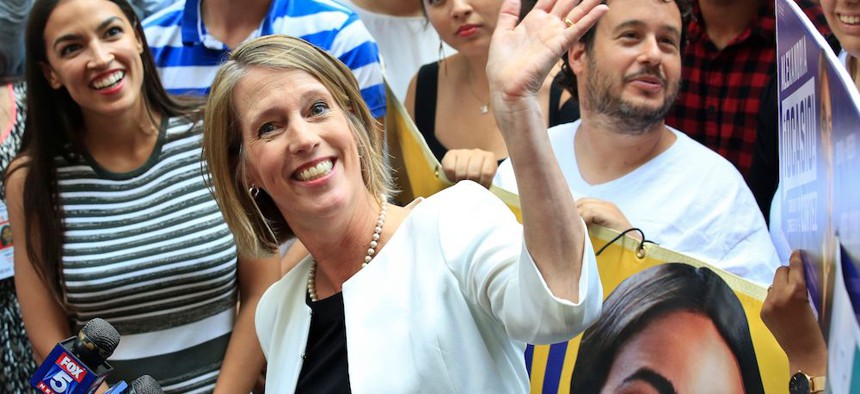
0;0;34;78
571;263;765;393
333;0;455;103
128;0;175;19
142;0;387;119
666;0;829;220
822;0;860;85
8;0;278;392
404;0;576;188
0;4;35;389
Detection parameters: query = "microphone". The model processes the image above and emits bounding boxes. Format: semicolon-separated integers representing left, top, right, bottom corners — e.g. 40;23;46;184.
30;318;121;394
104;375;164;394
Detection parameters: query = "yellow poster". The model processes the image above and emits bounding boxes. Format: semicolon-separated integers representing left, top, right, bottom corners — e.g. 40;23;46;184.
385;88;787;393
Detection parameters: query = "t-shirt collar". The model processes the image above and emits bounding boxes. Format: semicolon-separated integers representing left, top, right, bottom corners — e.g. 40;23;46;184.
181;0;278;50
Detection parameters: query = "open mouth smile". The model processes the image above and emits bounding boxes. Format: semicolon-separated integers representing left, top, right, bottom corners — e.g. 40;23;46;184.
294;159;334;181
91;70;125;90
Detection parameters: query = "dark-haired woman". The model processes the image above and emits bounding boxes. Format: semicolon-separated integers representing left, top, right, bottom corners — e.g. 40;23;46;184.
404;0;577;188
6;0;278;392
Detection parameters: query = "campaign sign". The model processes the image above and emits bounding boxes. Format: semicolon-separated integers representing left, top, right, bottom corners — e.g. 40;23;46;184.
775;0;860;333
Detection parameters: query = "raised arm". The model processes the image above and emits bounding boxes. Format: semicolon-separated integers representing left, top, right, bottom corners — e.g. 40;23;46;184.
486;0;607;302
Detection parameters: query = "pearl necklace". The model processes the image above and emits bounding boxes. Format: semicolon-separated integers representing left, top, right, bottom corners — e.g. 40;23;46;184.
307;199;388;302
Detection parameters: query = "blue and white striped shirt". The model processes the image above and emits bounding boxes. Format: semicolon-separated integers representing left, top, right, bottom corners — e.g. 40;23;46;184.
143;0;386;117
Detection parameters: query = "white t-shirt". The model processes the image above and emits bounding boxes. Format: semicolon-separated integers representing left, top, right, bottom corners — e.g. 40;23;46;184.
494;120;780;284
332;0;454;103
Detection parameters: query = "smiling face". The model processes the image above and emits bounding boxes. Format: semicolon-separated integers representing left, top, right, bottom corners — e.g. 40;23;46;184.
600;311;745;394
821;0;860;59
423;0;502;56
234;67;368;224
571;0;681;132
40;0;145;119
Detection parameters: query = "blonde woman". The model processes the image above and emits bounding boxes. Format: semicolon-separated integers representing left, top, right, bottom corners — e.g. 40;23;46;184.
201;0;608;391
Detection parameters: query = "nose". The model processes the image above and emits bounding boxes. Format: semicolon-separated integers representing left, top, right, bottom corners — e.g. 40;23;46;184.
450;0;472;19
87;41;114;69
637;35;662;66
287;119;321;155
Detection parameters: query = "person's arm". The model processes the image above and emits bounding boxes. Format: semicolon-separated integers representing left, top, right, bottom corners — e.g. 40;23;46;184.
6;158;71;363
486;0;607;302
213;252;280;394
761;250;827;377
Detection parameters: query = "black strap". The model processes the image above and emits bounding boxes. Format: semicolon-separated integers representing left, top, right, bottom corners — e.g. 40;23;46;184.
414;62;448;162
594;227;655;258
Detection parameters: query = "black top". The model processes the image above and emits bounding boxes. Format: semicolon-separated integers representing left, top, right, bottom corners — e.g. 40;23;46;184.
413;62;579;163
295;292;351;393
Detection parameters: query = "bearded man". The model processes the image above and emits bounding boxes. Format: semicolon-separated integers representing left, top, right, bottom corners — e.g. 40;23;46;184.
493;0;778;285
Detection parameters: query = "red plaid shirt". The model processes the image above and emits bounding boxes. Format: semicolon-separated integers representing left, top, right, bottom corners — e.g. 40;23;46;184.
667;0;830;177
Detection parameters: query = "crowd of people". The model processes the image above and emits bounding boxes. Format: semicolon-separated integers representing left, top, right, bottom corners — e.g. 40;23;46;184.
0;0;844;392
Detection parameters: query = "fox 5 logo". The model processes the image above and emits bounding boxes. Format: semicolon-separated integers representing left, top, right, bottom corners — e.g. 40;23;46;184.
35;354;87;393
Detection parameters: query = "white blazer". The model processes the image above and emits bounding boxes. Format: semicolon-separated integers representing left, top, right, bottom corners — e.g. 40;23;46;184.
255;182;602;393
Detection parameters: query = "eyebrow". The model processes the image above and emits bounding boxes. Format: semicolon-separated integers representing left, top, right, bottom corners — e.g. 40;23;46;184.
52;16;123;51
244;86;332;130
612;20;682;40
618;368;677;394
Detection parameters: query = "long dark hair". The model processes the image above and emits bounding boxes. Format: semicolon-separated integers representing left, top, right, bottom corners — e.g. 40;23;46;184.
570;263;764;393
12;0;199;303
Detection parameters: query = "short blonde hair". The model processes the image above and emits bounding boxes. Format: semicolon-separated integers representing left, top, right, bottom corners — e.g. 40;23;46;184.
203;35;394;257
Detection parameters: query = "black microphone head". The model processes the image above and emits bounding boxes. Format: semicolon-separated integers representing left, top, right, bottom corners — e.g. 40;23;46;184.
73;318;120;366
130;375;163;394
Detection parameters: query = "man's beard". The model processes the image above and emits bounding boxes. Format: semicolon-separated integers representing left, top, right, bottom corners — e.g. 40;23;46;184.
585;60;679;134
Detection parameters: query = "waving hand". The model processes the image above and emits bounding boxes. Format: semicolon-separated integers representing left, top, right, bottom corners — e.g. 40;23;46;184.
485;0;607;303
487;0;607;108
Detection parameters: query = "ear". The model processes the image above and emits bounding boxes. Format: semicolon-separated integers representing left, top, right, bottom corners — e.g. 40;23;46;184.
240;158;262;191
40;62;63;90
568;41;587;77
136;33;144;54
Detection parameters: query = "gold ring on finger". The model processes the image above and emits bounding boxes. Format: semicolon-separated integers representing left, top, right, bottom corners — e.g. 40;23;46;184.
564;17;574;28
